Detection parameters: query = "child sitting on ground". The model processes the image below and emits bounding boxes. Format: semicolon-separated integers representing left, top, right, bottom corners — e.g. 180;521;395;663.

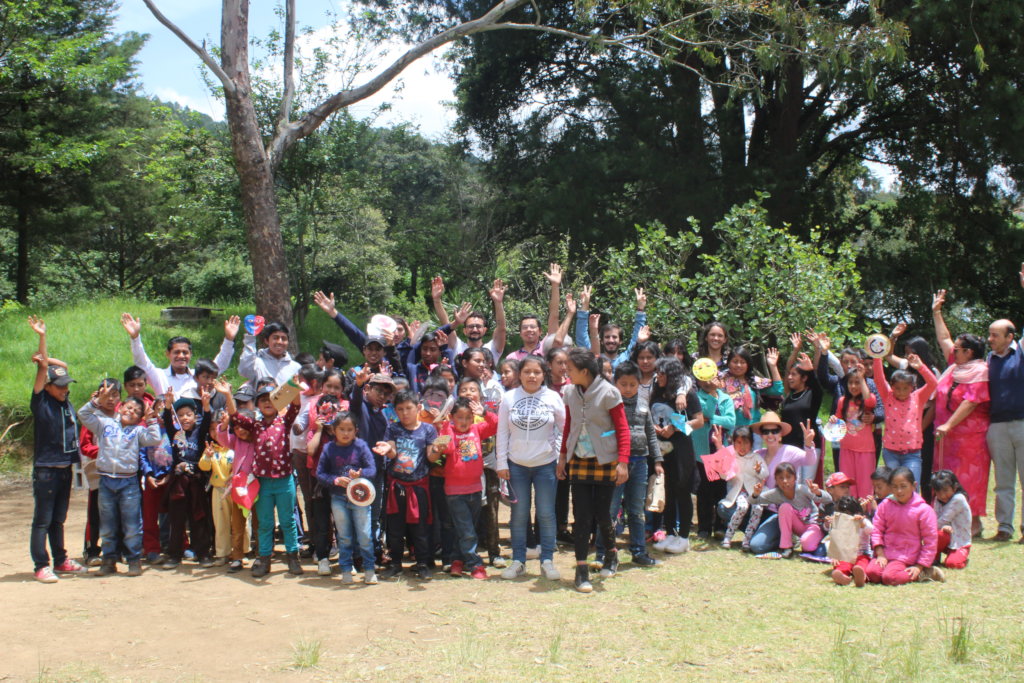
751;462;832;558
861;466;893;519
829;496;873;587
863;467;942;586
931;469;972;569
711;425;767;551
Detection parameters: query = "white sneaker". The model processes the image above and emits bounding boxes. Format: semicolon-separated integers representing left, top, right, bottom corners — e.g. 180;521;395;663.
317;558;332;576
364;571;378;585
525;546;541;560
665;536;689;554
653;535;673;552
342;571;354;584
501;560;526;580
490;556;507;569
541;559;561;580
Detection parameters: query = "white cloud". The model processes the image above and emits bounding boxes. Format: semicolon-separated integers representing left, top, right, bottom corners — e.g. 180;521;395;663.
151;87;225;122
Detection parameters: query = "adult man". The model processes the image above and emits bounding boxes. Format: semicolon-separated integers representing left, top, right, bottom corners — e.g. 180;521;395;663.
121;313;239;398
576;285;648;368
431;276;508;360
986;271;1024;543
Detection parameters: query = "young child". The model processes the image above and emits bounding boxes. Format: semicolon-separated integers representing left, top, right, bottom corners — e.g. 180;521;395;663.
304;394;344;574
373;390;438;581
693;374;736;540
861;466;893;518
607;361;662;566
829;496;874;586
139;398;173;563
873;353;937;487
28;316;85;583
863;467;942;585
931;469;972;569
160;390;213;569
239;320;302;386
212;397;257;572
751;462;832;558
830;367;877;499
432;397;498;579
499;358;520;390
78;383;163;576
313;409;378;584
79;378;120;567
458;377;506;568
219;379;302;577
420;377;456;570
711;425;767;551
198;437;235;566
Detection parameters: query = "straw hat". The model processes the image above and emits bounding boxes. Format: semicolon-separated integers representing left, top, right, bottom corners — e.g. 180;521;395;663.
750;411;792;437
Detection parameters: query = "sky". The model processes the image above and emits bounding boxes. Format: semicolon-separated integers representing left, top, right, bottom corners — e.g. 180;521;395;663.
114;0;458;139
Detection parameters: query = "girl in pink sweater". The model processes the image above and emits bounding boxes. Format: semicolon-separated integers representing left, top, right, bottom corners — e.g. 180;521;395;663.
861;467;942;587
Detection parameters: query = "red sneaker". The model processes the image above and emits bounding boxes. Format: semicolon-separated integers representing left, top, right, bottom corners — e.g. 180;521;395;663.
54;559;86;574
470;565;488;580
449;560;464;577
34;567;59;583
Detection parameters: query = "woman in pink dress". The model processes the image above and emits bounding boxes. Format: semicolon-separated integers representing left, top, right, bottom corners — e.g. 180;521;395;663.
932;290;990;536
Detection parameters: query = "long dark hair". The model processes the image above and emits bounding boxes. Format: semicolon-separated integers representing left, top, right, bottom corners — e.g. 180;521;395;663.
631;340;662;365
651;356;686;404
930;469;969;502
698;321;730;358
662;339;693;371
725;344;757;383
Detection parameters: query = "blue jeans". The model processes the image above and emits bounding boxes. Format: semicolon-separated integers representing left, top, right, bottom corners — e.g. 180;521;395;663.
255;476;299;556
882;448;922;487
447;493;483;568
331;495;374;572
31;466;72;570
747;513;781;555
99;476;143;561
508;460;557;563
597;457;648;557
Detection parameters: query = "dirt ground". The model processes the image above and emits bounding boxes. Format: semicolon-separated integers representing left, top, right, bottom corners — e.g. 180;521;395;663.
0;480;604;682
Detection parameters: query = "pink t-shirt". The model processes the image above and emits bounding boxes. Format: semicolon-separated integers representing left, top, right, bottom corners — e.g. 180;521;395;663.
835;393;877;452
874;358;938;452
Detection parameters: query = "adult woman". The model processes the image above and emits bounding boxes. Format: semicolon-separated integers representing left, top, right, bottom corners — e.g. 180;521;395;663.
496;356;566;580
459;347;502;405
932;290;991;535
781;334;825;482
650;357;703;554
698;322;730;370
745;413;819;555
630;340;661;404
559;348;631;592
721;345;784;433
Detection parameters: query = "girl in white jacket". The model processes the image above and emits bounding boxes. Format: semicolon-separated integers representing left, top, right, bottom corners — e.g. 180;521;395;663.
710;425;768;550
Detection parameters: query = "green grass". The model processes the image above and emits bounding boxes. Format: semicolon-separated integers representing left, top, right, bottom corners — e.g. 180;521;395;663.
290;636;324;670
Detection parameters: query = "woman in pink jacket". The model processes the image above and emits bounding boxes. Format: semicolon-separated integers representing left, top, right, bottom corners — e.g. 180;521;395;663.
860;467;942;587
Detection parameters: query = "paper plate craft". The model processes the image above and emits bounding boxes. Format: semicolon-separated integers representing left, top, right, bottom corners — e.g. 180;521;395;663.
499;478;518;505
864;333;893;359
347;478;376;507
701;450;737;482
692;357;719;382
668;412;692;436
366;314;399;337
821;419;847;442
230;472;260;511
650;403;675;428
269;375;309;412
244;314;265;336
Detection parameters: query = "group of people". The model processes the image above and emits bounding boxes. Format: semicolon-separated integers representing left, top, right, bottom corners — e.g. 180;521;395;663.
25;263;1024;591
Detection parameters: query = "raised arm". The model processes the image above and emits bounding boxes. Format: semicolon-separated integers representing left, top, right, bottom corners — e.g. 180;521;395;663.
28;316;48;393
430;276;451;327
932;289;954;360
543;263;562;336
616;287;648;365
214;315;240;375
575;285;592;352
313;290;368;349
122;312;167;395
489;279;507;356
552;292;576;348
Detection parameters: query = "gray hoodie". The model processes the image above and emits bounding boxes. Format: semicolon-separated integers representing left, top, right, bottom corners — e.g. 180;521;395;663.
78;401;163;477
496;386;565;469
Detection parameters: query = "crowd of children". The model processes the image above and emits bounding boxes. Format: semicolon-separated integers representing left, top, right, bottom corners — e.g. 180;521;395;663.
24;265;1021;591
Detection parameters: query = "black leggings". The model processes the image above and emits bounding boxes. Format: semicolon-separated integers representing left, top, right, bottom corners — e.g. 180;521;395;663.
662;439;694;537
695;463;726;534
570;482;615;561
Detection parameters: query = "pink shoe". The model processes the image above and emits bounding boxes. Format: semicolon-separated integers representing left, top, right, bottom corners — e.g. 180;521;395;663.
470;565;488;580
54;558;86;574
35;567;59;583
652;529;667;543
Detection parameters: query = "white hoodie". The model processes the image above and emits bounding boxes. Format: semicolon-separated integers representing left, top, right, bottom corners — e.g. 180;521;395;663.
496;386;565;469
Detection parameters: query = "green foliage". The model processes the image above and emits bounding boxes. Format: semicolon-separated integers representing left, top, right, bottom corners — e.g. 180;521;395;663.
180;253;254;304
591;196;862;347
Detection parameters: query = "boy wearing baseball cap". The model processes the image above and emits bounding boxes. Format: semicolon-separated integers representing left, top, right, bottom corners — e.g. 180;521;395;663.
27;316;85;583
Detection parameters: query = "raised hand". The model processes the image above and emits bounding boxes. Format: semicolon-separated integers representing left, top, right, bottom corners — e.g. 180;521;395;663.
470;400;485;416
906;352;922;370
381;328;395;347
765;347;779;366
891;322;907;338
453;302;472;327
800;419;815;447
27;315;46;336
164;387;175;407
435;328;449;348
796;352;814;372
354;366;372;387
635;287;647;311
637;325;651;343
213;378;232;396
408;320;422;340
710;424;723;451
806;478;822;497
817;332;832;353
932;289;946;312
489;279;506;303
224;315;241;341
565;291;577;316
312;291;338;318
544;263;562;287
589;313;601;329
579;284;592;311
804;329;820;347
431;276;445;301
788;332;802;351
121;312;141;339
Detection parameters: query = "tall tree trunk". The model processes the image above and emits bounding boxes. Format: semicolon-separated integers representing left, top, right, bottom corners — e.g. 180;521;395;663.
16;204;29;304
222;0;295;341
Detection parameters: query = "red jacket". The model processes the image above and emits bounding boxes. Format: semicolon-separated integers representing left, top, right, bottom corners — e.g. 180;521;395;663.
440;412;498;495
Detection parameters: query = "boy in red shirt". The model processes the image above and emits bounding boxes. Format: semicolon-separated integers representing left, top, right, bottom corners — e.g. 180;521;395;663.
430;398;498;579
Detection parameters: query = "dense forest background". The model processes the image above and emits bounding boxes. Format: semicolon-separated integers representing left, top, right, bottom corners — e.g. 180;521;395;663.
3;0;1023;350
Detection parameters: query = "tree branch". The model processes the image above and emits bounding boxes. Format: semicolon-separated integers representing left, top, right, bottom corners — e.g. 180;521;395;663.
268;0;531;167
142;0;237;95
274;0;296;136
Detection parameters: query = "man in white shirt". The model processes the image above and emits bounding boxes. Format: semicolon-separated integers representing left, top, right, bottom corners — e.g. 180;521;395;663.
121;312;239;398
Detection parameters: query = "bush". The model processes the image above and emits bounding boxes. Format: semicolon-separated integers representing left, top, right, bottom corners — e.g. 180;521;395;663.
180;253;254;303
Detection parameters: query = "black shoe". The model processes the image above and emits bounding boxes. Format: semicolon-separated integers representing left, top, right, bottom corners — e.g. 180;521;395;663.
380;564;403;580
574;565;593;593
98;558;117;576
252;557;270;578
127;559;142;577
631;553;661;567
557;529;574;545
227;559;243;573
199;556;214;568
286;552;304;575
160;557;180;571
697;531;710;540
599;550;619;578
299;546;314;559
414;564;433;581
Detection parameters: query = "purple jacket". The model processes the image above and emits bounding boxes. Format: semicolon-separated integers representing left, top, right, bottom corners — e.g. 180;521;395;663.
870;492;938;567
